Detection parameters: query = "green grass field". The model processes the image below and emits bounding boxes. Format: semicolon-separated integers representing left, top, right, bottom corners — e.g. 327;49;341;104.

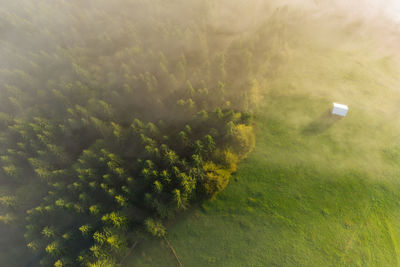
126;14;400;266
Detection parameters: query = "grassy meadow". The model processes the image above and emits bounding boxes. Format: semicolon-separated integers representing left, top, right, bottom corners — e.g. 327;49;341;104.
126;9;400;266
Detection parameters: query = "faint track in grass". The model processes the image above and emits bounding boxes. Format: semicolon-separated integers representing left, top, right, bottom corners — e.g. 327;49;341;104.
164;236;184;267
383;217;400;267
340;198;375;265
119;240;140;267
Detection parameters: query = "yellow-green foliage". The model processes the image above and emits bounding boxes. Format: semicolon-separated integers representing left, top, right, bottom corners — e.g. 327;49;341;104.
205;125;255;198
144;218;166;238
231;124;255;158
213;149;239;173
54;260;63;267
0;213;15;224
88;259;115;267
202;162;231;199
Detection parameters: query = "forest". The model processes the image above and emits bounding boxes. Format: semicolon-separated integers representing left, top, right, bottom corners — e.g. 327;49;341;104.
0;0;278;265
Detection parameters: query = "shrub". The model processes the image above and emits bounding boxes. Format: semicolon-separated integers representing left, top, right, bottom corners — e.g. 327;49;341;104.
202;162;231;199
213;149;239;173
231;124;255;158
144;218;166;238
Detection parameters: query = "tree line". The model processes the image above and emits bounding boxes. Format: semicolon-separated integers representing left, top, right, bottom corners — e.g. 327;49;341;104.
0;0;292;265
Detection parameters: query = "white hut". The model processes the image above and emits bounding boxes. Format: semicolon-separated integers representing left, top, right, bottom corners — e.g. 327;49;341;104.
332;103;348;117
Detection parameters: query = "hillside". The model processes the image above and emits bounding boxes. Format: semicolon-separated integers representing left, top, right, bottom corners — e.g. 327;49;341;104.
127;4;400;266
2;0;400;266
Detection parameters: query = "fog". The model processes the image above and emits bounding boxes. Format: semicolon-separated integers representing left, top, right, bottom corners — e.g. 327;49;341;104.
1;0;400;266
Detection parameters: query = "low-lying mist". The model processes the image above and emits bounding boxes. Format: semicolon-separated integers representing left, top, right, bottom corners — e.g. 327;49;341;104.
1;0;400;266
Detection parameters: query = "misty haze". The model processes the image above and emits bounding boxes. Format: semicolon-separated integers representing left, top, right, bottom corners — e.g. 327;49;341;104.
1;0;400;266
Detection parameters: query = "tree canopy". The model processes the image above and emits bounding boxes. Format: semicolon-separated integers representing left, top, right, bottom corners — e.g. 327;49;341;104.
0;0;292;265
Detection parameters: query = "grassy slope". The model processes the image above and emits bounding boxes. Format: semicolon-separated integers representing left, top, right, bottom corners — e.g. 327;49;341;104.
126;9;400;267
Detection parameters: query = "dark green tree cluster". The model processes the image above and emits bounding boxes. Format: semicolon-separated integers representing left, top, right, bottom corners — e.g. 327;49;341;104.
4;109;253;266
0;0;291;265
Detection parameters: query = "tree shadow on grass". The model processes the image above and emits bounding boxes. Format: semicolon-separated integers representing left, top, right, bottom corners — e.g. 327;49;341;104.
302;109;342;135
